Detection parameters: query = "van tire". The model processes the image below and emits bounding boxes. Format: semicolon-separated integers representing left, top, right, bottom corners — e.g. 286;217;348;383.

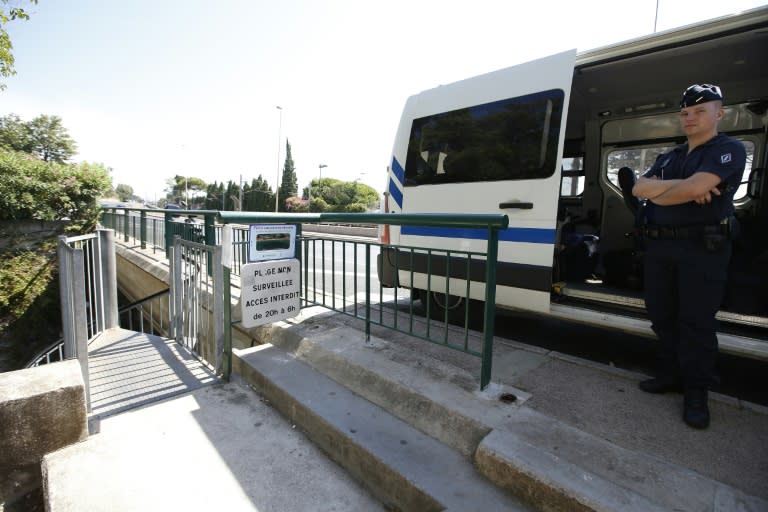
418;289;480;325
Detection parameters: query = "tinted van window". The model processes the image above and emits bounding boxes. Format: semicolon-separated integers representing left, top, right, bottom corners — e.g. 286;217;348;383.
404;89;564;186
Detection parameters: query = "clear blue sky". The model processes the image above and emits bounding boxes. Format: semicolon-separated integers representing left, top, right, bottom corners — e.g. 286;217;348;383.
3;0;766;202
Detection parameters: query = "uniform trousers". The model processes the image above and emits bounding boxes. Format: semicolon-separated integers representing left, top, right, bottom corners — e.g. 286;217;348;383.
643;237;731;389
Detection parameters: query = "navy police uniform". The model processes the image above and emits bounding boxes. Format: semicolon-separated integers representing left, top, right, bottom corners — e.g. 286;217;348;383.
641;133;746;389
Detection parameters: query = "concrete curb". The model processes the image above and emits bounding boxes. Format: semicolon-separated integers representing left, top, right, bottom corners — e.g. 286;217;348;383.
233;344;530;511
475;430;665;512
233;346;443;512
241;312;768;512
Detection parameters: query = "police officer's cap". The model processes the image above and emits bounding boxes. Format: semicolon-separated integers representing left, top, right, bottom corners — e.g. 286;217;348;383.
680;84;723;108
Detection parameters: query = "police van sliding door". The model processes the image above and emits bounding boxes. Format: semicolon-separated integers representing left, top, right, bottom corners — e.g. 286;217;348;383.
394;50;575;313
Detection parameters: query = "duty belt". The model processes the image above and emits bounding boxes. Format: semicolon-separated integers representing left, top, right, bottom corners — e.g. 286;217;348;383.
641;223;727;240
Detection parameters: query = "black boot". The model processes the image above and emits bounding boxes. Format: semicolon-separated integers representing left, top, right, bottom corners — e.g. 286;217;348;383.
638;375;682;394
683;388;710;429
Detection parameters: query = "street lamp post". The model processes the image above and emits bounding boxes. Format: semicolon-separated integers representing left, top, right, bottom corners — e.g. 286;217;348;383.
310;163;327;212
275;106;283;213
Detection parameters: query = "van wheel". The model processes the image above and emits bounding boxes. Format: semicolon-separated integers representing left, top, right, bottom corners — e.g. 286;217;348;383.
418;289;472;324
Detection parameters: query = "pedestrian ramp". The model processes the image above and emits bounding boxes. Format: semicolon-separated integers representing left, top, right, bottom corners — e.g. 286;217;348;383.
87;328;217;419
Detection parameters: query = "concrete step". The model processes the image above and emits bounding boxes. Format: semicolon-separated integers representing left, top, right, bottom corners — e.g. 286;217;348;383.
238;310;768;512
234;344;533;512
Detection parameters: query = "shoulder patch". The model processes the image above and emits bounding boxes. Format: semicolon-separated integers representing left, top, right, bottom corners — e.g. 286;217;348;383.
720;153;732;164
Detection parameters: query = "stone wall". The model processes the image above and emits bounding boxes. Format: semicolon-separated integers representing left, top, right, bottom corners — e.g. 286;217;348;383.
0;220;69;251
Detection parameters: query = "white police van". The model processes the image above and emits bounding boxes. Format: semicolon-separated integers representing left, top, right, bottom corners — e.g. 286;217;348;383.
378;6;768;359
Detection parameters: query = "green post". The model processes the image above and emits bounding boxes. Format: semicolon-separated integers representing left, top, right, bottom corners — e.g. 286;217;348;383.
164;212;173;259
205;213;215;276
365;244;371;342
295;224;303;307
123;209;129;242
480;225;500;390
204;213;215;246
223;266;232;381
140;210;147;250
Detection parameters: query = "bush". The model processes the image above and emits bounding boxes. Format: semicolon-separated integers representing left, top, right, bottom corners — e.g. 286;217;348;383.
0;149;112;232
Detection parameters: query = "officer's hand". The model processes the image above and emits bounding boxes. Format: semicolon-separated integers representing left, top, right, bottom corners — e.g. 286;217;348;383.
694;187;720;205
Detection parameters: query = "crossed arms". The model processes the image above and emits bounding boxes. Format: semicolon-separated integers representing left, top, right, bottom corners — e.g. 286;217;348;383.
632;172;722;206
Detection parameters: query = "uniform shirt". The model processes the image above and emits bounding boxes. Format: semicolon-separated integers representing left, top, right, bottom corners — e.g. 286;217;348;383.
642;133;746;225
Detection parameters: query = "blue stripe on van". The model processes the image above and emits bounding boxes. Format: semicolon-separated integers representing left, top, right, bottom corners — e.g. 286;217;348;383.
401;225;555;244
389;177;403;209
391;156;405;185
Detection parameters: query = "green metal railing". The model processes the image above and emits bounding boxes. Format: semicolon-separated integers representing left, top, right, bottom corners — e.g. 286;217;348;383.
99;208;217;254
218;211;507;390
100;207;508;389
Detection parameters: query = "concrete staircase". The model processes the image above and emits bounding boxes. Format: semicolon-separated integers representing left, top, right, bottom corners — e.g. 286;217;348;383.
236;343;532;511
233;308;768;512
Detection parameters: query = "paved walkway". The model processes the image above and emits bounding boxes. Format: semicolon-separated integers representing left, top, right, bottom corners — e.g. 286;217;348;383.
43;327;383;511
45;376;383;511
87;328;216;419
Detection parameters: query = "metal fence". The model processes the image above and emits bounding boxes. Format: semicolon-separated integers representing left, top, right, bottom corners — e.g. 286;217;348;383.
28;285;170;369
26;338;66;367
99;208;217;254
100;208;508;389
53;229;119;408
219;211;507;390
118;288;172;336
170;237;228;377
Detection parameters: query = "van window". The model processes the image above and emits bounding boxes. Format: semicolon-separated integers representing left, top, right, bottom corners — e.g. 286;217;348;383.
606;145;674;188
606;140;755;201
561;157;584;196
404;89;565;186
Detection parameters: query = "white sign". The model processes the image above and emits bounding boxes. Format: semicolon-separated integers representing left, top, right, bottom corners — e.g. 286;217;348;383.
248;224;296;262
240;259;300;328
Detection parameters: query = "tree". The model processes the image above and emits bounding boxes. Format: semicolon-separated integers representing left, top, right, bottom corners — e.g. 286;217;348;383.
24;115;78;162
0;148;112;232
165;175;206;207
278;139;297;212
225;180;239;211
0;114;78;162
0;113;24;149
204;181;225;210
115;183;134;202
306;178;379;213
1;0;36;91
243;175;273;212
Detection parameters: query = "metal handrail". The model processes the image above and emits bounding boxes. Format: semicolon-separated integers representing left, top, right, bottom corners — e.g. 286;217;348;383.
118;288;170;314
217;211;509;230
27;289;173;368
118;288;171;336
26;337;66;368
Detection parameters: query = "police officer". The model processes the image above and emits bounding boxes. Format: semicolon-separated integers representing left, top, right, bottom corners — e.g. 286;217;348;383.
632;84;746;429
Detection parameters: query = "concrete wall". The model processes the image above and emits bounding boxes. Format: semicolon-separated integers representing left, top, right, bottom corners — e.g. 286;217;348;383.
0;360;88;467
0;220;69;251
